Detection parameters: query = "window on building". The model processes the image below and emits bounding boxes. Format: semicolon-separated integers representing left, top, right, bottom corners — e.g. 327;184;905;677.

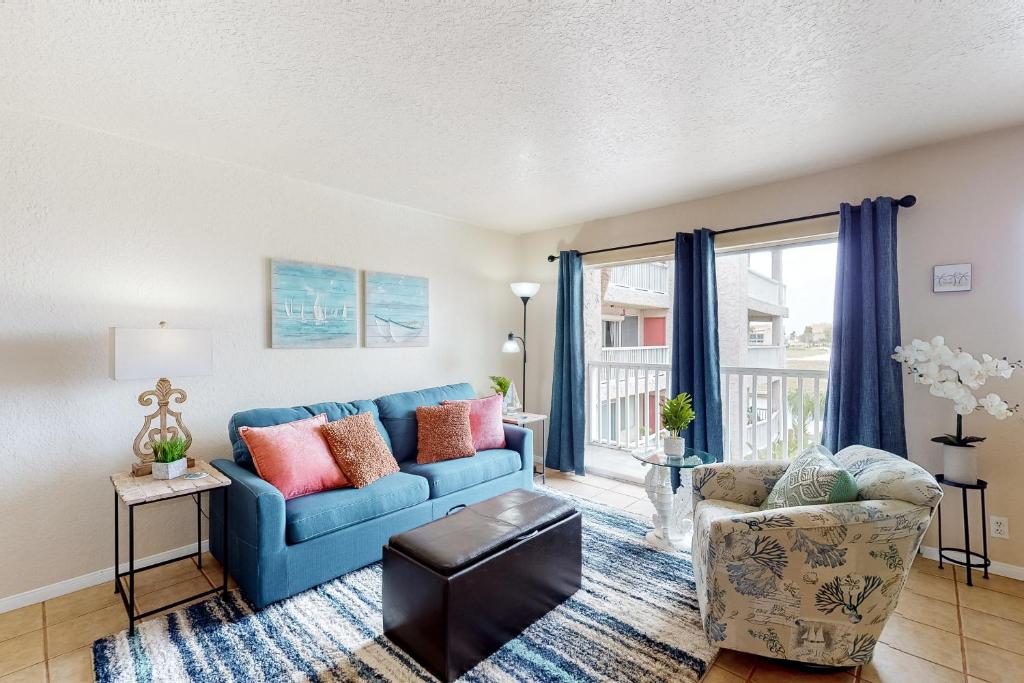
603;315;639;347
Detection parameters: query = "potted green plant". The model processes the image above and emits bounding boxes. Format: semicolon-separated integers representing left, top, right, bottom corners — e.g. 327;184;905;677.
490;375;511;397
150;436;189;480
661;392;695;456
490;375;520;414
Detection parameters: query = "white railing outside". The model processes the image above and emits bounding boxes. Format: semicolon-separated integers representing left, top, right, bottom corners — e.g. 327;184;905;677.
586;361;829;462
608;262;670;294
599;345;670;365
720;366;828;462
586;361;671;452
747;269;787;306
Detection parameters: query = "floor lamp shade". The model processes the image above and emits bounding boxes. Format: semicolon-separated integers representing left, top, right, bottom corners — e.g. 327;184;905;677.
110;327;212;380
510;282;541;299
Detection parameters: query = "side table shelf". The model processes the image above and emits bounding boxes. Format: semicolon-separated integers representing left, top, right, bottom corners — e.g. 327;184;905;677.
935;474;990;587
111;461;232;635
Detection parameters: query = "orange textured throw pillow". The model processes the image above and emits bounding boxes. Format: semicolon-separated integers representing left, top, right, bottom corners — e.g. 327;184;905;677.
416;402;475;464
321;412;400;488
238;414;348;500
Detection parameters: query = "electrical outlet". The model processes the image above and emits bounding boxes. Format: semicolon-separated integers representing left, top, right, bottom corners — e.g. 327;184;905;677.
991;516;1009;539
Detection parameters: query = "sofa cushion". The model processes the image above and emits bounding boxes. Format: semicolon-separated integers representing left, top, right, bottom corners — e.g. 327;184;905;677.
321;412;400;488
416;402;475;464
240;414;348;499
374;383;475;462
229;400;390;471
400;448;522;498
834;445;943;507
284;472;429;544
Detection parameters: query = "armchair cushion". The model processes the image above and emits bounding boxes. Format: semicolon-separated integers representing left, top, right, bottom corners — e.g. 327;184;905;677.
692;461;790;508
834;445;942;507
761;445;857;510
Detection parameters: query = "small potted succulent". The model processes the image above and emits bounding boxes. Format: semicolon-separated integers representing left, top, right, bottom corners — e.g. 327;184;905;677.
490;375;520;414
150;436;189;480
661;392;696;456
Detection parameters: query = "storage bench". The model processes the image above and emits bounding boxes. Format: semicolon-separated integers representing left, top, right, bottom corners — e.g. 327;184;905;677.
382;488;582;682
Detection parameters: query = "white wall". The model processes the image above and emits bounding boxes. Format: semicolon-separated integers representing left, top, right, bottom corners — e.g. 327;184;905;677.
0;109;521;602
519;125;1024;567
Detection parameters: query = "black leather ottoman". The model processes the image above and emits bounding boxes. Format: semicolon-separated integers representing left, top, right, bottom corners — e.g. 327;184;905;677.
382;489;582;682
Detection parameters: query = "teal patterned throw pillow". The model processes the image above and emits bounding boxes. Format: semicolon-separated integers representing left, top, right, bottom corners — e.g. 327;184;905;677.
760;444;858;510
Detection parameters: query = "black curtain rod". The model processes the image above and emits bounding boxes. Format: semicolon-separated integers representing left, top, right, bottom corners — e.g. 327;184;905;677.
545;194;917;262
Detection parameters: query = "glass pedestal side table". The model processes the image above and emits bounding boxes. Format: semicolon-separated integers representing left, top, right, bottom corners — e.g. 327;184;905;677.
631;446;717;552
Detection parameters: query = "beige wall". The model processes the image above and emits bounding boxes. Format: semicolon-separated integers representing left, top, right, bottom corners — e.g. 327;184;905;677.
519;124;1024;567
0;110;522;602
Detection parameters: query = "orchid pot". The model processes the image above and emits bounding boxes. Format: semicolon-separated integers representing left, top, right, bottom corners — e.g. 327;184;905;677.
942;444;978;486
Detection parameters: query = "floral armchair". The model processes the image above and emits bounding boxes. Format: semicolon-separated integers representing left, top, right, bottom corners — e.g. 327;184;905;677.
689;446;942;667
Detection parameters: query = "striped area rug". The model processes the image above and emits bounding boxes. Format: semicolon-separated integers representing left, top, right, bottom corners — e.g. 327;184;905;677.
94;488;716;682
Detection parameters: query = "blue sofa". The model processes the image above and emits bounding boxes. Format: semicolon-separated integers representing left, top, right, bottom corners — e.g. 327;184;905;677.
209;383;534;609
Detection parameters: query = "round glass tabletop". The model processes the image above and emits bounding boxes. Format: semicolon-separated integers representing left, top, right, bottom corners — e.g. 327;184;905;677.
631;446;717;469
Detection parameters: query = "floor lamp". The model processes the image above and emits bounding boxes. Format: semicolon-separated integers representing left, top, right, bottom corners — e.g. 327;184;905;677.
503;282;540;411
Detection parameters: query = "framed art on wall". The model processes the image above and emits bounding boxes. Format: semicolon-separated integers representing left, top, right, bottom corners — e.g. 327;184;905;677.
270;259;358;348
933;263;972;293
363;271;429;347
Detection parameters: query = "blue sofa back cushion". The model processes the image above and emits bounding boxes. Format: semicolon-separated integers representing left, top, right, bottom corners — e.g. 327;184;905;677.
228;400;390;471
374;382;476;462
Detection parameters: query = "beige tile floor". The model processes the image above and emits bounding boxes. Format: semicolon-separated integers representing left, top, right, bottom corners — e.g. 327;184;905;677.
2;471;1021;682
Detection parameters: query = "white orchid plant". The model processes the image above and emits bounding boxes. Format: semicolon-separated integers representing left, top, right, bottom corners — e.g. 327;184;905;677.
892;337;1021;447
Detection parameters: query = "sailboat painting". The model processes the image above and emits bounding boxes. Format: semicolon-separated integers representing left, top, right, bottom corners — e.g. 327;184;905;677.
271;259;357;348
363;271;429;348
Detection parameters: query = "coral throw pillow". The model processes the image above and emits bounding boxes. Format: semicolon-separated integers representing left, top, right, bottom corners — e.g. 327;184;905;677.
416;402;475;464
321;412;401;488
443;394;506;451
238;414;348;500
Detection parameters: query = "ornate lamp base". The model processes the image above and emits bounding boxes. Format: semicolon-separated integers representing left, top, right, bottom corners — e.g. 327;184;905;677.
131;377;193;475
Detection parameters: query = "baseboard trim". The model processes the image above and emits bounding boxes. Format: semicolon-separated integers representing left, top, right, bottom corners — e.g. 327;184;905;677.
0;540;209;615
918;545;1024;581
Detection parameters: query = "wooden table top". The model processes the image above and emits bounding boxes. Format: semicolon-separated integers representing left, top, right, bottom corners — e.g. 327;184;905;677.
110;460;231;506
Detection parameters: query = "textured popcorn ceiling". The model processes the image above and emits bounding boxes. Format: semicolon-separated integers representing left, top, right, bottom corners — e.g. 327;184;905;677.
2;2;1024;232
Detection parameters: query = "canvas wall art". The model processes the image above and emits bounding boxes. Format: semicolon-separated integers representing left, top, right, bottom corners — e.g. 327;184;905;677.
933;263;972;292
363;271;429;347
271;259;358;348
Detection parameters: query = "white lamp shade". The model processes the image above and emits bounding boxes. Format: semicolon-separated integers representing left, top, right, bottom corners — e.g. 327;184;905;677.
509;282;541;298
110;327;212;380
502;338;521;353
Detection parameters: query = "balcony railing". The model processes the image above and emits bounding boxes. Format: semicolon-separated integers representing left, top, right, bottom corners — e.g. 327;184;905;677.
747;269;786;305
599;345;670;364
585;361;828;462
608;262;669;294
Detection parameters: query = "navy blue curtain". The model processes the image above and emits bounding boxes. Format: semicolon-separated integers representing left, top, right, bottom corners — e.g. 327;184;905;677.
546;250;586;474
822;197;907;456
671;230;724;488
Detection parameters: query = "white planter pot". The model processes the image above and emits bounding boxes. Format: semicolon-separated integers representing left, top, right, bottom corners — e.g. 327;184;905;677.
943;444;978;485
152;458;188;480
664;435;686;456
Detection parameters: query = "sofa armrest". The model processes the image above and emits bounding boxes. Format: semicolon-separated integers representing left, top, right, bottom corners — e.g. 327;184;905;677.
691;461;790;509
211;458;286;553
502;424;534;473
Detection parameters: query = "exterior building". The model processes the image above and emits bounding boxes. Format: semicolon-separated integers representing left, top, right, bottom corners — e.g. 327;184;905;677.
584;254;793;477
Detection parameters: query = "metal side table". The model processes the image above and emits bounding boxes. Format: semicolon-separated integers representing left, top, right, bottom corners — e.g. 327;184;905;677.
503;412;548;483
936;474;990;586
111;461;232;635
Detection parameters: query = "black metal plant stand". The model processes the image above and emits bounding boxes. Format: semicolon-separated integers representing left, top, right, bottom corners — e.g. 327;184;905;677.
936;474;990;586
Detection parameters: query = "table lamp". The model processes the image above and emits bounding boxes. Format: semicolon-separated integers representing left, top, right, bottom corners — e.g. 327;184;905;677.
110;322;212;474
